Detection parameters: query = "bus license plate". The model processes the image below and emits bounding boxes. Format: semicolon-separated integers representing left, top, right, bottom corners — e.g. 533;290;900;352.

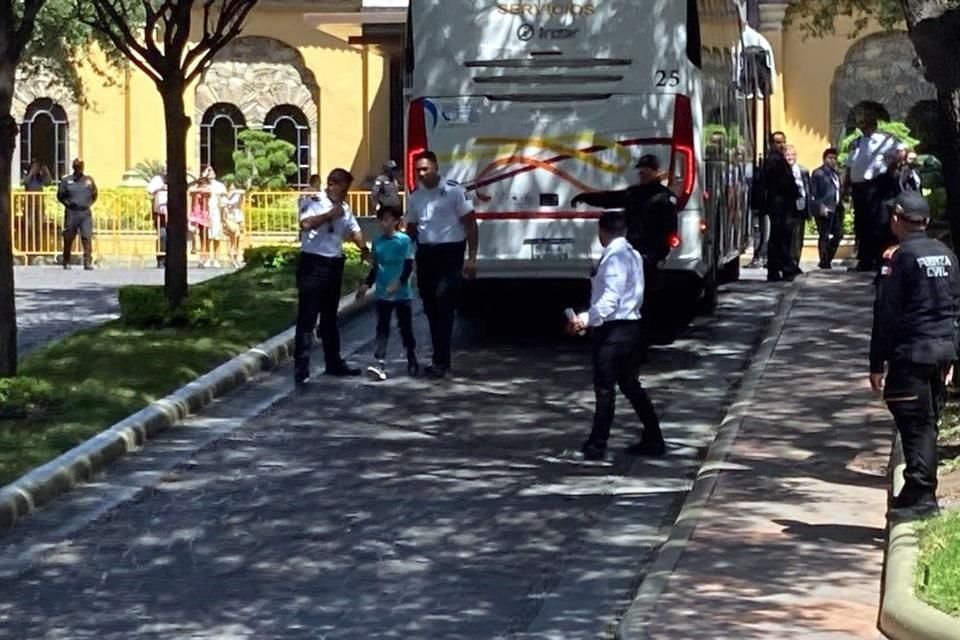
525;238;573;261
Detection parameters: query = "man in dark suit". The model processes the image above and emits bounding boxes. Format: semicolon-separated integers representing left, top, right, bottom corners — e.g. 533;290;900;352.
809;147;844;269
763;132;801;282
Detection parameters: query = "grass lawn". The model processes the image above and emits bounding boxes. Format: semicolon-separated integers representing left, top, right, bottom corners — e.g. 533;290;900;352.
915;508;960;617
0;259;366;487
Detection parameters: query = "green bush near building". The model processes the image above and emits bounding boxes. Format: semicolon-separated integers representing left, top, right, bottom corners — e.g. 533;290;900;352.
0;249;366;487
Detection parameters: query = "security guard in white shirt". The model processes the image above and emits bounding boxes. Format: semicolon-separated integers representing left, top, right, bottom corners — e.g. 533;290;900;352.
405;150;478;379
294;168;370;385
567;210;663;461
847;111;905;271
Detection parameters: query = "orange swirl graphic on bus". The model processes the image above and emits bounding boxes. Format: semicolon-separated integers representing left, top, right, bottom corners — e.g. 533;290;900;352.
473;155;600;202
469;135;633;201
473;136;629;173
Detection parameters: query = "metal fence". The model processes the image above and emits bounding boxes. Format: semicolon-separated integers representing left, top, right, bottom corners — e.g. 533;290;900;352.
10;188;400;265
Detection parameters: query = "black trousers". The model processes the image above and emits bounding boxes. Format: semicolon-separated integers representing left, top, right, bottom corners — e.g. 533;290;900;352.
586;321;661;450
851;179;885;271
374;299;416;361
294;252;346;373
63;210;93;266
884;361;946;508
416;241;464;369
767;211;802;279
815;206;844;266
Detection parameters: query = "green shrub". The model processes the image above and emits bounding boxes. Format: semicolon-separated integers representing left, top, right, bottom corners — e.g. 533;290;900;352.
243;243;364;270
118;286;223;328
243;245;301;269
0;377;60;420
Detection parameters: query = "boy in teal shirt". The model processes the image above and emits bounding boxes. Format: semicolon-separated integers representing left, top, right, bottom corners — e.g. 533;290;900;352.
356;205;419;380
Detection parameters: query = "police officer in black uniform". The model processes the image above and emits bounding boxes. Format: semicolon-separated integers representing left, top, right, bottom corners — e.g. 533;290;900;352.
57;158;98;270
571;154;678;342
571;154;678;270
869;191;960;518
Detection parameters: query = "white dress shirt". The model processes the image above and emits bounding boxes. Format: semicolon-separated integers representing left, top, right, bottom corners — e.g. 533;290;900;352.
848;131;904;183
299;194;361;258
792;164;807;212
406;176;474;245
578;236;645;328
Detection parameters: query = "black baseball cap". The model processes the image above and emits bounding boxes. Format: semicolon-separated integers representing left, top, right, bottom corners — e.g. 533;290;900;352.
893;191;931;222
635;154;660;170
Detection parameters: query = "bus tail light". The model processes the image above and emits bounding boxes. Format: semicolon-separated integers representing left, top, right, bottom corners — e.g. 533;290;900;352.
406;98;427;192
669;94;696;212
667;233;681;249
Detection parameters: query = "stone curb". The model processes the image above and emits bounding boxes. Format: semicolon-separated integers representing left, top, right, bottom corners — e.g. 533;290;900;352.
878;434;960;640
0;290;373;530
616;278;804;639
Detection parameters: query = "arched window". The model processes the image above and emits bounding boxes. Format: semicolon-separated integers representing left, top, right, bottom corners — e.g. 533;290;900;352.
20;98;69;181
200;103;246;177
264;105;310;189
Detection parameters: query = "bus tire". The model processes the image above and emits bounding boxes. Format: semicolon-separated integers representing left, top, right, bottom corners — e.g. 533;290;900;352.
719;256;741;284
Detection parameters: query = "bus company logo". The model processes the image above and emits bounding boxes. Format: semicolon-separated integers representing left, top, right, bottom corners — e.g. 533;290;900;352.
517;23;535;41
517;23;578;41
496;2;596;17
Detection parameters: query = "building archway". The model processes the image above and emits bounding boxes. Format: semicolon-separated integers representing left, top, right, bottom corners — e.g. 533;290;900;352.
830;31;934;144
264;105;310;189
11;71;80;183
19;99;69;181
195;36;319;179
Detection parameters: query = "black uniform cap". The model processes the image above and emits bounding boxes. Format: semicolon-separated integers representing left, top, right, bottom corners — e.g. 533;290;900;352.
893;191;931;222
635;154;660;170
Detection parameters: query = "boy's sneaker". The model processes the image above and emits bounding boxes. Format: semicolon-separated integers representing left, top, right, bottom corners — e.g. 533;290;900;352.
367;361;388;382
407;353;420;377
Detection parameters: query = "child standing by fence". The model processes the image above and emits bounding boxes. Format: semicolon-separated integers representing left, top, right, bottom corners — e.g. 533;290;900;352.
356;205;419;381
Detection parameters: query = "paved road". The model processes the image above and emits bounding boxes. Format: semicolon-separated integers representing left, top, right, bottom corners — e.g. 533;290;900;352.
0;277;783;639
14;266;231;356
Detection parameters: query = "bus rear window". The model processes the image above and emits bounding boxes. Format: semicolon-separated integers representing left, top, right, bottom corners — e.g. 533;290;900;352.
686;0;702;68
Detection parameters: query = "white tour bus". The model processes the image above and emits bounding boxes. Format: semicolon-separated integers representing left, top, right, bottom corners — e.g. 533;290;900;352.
404;0;755;308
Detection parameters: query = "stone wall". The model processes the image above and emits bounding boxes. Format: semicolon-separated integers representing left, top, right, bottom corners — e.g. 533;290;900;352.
195;36;320;175
830;31;935;142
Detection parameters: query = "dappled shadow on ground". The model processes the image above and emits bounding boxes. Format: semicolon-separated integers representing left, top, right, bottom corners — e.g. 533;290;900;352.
643;272;891;640
0;280;779;639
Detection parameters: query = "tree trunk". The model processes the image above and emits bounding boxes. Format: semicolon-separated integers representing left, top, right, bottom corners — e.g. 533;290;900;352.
0;59;18;377
936;87;960;249
160;83;189;309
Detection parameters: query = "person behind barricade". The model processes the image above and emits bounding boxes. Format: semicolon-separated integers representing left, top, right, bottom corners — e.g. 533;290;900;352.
202;166;227;268
146;169;168;268
810;148;844;269
869;191;960;519
223;181;245;268
565;210;663;461
21;160;52;254
370;160;402;214
293;168;371;385
189;173;211;265
405;150;478;379
355;205;418;381
56;158;98;270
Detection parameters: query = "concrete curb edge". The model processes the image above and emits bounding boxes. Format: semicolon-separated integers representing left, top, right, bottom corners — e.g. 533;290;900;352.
879;434;960;640
0;290;373;530
616;278;804;639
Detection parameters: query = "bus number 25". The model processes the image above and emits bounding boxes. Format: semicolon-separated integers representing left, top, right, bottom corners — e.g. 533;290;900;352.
655;70;681;87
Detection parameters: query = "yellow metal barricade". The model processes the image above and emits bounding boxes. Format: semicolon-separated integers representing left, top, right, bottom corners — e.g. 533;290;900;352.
10;188;399;265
